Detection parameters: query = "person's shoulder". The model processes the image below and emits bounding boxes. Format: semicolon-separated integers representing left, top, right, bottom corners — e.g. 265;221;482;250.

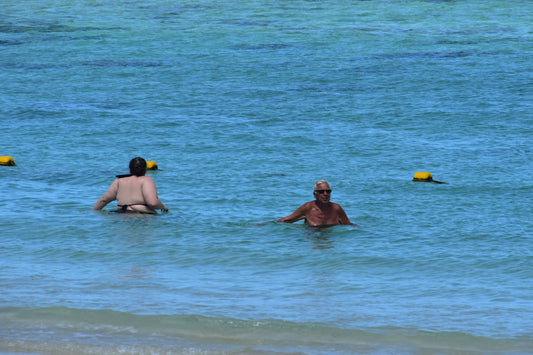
331;202;345;210
298;201;315;209
138;175;156;186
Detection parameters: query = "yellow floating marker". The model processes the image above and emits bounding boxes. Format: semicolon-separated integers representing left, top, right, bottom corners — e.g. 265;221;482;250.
413;171;447;184
146;161;158;170
413;171;433;182
0;156;16;166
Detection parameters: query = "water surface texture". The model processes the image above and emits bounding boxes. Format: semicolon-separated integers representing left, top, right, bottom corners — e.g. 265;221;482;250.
1;0;532;354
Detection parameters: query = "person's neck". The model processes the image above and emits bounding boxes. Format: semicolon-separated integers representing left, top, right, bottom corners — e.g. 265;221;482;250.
315;200;331;208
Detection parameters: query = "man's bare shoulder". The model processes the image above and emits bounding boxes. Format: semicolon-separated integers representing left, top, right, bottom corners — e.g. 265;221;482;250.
330;202;344;209
300;200;317;209
332;202;349;212
132;175;155;184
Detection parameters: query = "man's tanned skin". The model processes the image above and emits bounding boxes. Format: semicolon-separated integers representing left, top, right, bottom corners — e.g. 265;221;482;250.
277;180;357;227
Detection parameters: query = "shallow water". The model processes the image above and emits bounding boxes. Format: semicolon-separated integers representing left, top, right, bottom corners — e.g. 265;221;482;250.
1;0;532;353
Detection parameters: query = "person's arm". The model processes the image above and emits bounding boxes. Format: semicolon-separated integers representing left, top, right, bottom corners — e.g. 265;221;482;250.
142;177;168;212
336;204;358;226
92;179;119;210
277;203;309;223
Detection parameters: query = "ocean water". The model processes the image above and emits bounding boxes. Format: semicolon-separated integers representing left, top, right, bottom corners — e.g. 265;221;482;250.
1;0;532;354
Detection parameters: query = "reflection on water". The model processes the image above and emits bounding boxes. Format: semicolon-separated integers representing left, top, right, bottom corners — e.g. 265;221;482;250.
117;266;155;279
305;225;335;249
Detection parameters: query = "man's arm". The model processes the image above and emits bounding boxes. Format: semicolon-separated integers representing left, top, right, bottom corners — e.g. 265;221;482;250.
141;177;168;212
92;179;119;210
277;202;310;223
336;204;358;226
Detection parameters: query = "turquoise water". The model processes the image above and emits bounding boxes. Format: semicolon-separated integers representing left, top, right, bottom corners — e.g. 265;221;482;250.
1;0;532;354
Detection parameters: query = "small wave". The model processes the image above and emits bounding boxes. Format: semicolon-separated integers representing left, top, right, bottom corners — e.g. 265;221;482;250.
1;306;531;355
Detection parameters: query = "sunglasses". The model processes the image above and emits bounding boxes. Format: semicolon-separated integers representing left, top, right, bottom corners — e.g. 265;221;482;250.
314;189;332;194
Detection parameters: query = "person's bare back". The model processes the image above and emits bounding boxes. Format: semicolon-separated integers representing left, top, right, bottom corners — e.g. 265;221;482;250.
114;175;165;213
92;157;168;214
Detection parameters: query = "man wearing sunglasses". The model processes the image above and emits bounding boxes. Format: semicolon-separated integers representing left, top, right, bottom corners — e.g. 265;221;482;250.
277;180;357;227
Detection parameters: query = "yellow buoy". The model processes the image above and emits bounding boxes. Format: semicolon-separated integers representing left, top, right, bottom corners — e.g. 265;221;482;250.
146;161;158;170
0;156;16;166
413;171;447;184
413;171;433;182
